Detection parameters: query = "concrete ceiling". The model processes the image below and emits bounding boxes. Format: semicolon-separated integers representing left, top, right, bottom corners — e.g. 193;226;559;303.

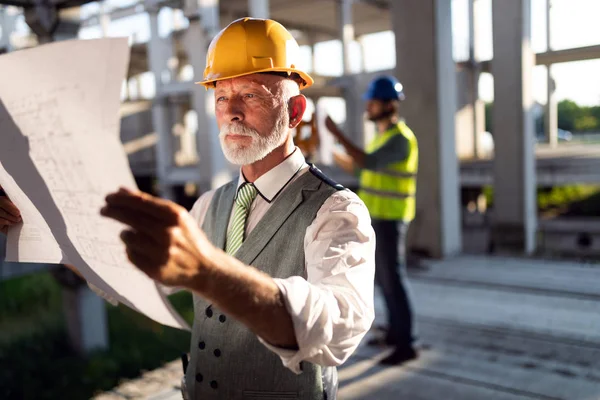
0;0;96;8
219;0;391;44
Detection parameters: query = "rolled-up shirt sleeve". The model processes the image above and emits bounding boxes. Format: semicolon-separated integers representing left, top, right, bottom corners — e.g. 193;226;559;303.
258;190;376;374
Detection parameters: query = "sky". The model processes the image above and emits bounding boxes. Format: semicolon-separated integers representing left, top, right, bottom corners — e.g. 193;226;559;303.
5;0;598;110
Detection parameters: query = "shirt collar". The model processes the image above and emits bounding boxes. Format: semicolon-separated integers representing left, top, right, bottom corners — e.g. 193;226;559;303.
237;147;307;203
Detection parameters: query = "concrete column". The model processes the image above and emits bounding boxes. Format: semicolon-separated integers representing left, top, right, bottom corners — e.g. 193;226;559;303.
0;8;17;52
62;284;109;354
338;0;353;76
337;1;363;148
455;0;486;160
358;35;368;73
545;67;558;146
391;0;462;258
99;1;111;37
469;0;485;158
307;33;317;74
248;0;269;19
455;69;478;159
491;0;537;254
341;78;365;150
148;9;176;200
545;0;558;147
183;0;232;192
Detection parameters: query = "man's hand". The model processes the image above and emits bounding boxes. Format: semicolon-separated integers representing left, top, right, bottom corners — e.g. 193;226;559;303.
101;188;298;348
325;115;342;138
0;186;21;235
333;149;357;175
324;115;367;168
100;187;213;288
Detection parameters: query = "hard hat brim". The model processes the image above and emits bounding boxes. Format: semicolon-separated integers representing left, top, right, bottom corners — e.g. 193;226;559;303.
195;68;314;90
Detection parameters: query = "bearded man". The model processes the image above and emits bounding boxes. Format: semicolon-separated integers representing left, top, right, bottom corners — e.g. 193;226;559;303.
99;18;376;400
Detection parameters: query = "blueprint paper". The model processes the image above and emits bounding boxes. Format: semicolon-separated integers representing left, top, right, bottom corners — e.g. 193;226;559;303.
0;38;189;330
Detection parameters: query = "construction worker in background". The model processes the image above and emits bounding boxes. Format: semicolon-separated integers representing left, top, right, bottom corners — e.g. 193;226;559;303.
325;75;419;365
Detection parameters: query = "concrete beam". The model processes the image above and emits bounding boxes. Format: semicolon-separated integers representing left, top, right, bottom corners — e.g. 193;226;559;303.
356;0;389;10
457;44;600;74
536;44;600;65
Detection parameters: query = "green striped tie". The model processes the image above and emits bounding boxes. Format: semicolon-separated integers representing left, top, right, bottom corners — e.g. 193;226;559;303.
225;183;258;255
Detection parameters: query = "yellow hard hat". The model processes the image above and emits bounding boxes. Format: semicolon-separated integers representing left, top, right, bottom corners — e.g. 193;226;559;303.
196;17;314;90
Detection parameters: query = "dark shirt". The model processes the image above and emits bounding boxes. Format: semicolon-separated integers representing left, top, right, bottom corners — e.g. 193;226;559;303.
364;131;409;170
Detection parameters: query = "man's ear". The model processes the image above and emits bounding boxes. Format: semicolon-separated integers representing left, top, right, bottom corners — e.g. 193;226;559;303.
288;94;307;128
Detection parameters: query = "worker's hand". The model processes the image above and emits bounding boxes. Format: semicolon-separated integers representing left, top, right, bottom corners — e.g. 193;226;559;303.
100;188;212;288
325;115;341;137
0;186;22;235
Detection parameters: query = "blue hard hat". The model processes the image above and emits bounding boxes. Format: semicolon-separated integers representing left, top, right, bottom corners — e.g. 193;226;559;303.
363;75;406;101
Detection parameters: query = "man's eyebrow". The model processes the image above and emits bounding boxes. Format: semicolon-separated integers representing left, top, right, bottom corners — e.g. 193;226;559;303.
215;79;278;95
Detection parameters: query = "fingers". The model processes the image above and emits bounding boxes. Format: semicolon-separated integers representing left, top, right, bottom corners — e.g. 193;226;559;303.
0;196;22;234
101;204;172;244
121;231;173;281
104;188;182;225
0;207;21;224
125;245;161;278
120;228;168;252
0;196;21;219
120;229;173;273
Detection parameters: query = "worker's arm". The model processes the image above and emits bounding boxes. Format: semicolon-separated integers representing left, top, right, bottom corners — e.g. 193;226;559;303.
327;116;411;174
325;116;367;168
100;188;298;349
333;149;357;175
363;133;410;170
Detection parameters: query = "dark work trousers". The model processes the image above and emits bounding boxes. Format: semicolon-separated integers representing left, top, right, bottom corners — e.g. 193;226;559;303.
372;218;415;349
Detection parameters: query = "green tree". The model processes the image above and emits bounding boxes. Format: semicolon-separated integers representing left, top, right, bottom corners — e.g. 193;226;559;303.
557;99;579;131
484;99;600;135
485;102;492;133
574;115;598;132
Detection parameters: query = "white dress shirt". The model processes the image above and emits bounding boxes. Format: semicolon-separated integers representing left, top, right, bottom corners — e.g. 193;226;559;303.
190;148;376;374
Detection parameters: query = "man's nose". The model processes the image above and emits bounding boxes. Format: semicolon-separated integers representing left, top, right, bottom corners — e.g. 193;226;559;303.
226;98;245;123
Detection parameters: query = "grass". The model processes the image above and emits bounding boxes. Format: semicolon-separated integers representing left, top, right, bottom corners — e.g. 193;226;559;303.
0;271;194;400
482;184;600;216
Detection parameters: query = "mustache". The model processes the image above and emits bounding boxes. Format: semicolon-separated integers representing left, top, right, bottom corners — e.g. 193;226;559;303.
219;122;260;138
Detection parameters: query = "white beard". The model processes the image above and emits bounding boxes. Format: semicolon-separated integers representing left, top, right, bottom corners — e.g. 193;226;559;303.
219;108;289;166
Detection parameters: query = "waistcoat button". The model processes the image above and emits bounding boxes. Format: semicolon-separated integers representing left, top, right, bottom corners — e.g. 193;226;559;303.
198;341;206;350
213;349;221;357
195;373;203;383
205;306;213;318
210;380;218;389
219;314;226;323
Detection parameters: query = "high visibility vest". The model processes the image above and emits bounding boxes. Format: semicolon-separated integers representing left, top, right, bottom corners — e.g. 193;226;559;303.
358;121;418;221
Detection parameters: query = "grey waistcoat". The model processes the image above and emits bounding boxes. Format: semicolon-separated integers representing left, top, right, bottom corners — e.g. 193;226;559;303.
185;168;344;400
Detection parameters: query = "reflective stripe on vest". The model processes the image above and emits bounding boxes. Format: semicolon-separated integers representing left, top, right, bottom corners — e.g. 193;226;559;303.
358;121;418;221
